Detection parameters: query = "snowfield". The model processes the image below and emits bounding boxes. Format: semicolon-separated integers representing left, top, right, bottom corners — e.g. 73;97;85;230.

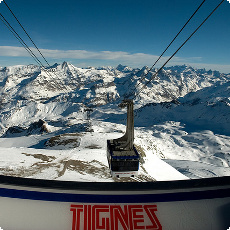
0;120;189;182
0;63;230;181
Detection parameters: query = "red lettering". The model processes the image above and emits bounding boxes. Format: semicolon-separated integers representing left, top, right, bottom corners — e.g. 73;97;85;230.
110;205;129;230
132;208;145;230
88;205;92;230
70;206;77;230
70;205;83;230
92;205;110;230
144;205;162;230
70;204;162;230
84;205;87;230
128;205;145;230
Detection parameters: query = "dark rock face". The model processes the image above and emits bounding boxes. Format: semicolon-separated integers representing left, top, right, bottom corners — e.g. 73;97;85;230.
27;119;49;135
3;126;27;137
45;133;81;150
3;119;49;137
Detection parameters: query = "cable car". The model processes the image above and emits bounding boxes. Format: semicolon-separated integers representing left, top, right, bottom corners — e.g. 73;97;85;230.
107;100;140;178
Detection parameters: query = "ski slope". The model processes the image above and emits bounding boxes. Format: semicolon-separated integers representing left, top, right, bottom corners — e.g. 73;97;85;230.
0;117;229;181
0;119;189;182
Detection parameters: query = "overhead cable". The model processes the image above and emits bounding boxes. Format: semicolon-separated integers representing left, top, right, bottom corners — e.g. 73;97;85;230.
0;2;69;93
125;0;206;99
3;0;51;68
0;12;45;68
133;0;225;100
0;12;67;92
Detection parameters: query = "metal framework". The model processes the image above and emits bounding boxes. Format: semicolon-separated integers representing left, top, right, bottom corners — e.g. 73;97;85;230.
113;99;134;151
107;99;139;177
84;108;93;120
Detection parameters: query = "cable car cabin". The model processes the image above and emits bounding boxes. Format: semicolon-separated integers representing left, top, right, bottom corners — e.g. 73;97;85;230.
107;140;140;178
107;99;140;178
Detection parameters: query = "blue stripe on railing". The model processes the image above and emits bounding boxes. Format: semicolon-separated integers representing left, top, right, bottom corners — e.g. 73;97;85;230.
0;187;229;203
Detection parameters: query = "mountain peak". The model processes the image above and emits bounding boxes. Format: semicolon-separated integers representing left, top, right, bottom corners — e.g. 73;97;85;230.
61;61;69;69
116;64;133;72
0;63;229;132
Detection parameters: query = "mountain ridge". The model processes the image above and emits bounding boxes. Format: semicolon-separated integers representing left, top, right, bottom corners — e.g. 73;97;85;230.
0;62;229;136
0;62;230;180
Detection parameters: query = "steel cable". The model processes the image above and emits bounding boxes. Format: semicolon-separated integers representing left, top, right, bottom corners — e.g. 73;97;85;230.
133;0;225;101
124;0;207;100
1;0;70;94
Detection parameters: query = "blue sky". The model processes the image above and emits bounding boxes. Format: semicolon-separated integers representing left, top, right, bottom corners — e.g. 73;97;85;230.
0;0;229;73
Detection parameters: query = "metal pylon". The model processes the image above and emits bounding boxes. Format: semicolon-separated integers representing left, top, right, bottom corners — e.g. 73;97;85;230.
113;99;134;151
84;108;93;120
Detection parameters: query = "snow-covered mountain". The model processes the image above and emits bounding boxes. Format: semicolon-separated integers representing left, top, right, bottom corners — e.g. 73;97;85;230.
136;81;230;135
0;62;229;131
0;62;229;181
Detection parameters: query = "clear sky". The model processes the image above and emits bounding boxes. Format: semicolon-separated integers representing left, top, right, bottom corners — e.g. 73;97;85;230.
0;0;229;73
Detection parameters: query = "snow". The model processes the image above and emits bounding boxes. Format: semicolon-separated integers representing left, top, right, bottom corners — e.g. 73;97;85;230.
141;151;188;181
1;115;229;182
134;122;230;179
0;121;188;182
0;62;230;182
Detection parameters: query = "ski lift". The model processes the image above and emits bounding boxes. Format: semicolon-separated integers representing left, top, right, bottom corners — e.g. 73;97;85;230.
84;107;93;120
107;99;140;178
